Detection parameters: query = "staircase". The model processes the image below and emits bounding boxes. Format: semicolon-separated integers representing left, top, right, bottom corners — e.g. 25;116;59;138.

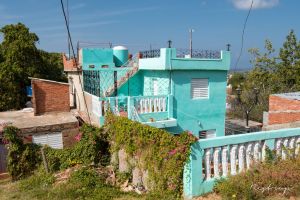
104;55;139;97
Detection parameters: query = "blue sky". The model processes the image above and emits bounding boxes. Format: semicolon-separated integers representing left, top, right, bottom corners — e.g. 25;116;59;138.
0;0;299;70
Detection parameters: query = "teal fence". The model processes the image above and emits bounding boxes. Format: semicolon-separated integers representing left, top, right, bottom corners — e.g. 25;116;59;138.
183;128;300;199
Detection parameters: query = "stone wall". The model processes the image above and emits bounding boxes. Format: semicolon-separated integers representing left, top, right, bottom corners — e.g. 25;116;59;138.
114;149;150;190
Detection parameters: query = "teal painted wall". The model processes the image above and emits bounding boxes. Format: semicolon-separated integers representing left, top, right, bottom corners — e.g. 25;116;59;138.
118;71;143;96
139;48;230;71
142;70;170;96
166;70;227;137
82;48;115;70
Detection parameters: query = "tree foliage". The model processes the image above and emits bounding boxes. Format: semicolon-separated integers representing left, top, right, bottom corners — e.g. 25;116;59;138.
0;23;66;111
229;30;300;122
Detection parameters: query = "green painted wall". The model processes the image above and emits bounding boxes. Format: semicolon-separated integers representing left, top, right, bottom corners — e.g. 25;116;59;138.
118;71;143;96
142;70;170;96
82;48;115;70
166;70;227;137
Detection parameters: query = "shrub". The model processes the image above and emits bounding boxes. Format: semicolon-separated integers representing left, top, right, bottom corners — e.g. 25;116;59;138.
3;126;41;180
68;167;105;188
45;124;110;172
19;167;55;191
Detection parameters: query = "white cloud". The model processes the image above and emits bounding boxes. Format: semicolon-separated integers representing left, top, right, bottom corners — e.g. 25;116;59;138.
231;0;279;10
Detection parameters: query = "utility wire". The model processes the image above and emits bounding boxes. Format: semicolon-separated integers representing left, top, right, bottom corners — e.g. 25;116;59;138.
60;0;91;124
233;0;254;71
66;0;70;57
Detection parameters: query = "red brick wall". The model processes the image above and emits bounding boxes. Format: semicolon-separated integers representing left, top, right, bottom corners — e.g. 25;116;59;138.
32;79;70;115
62;54;78;72
268;95;300;125
269;95;300;111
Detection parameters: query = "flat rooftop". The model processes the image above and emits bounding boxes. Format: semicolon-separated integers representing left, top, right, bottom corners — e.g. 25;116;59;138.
0;109;78;130
274;92;300;101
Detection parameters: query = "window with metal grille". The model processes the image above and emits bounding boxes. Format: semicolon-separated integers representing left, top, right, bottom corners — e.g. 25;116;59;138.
191;78;209;99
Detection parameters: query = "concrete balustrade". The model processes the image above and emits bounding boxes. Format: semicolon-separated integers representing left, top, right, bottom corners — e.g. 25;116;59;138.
183;128;300;199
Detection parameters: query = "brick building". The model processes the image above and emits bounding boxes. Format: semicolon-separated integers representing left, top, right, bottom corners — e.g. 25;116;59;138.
263;92;300;130
31;78;70;115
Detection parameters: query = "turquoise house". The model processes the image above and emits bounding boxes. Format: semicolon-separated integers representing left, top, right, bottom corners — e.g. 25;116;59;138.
80;47;230;138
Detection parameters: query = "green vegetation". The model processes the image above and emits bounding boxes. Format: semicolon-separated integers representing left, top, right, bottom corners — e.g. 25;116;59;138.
44;125;110;172
2;114;197;199
0;23;66;111
106;113;197;197
215;150;300;200
3;126;41;180
229;30;300;122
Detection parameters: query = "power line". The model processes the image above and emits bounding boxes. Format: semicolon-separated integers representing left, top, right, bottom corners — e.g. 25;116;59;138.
60;0;91;124
66;0;70;57
233;0;254;71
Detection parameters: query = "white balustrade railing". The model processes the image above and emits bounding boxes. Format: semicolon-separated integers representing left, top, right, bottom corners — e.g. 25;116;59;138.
135;96;168;114
184;128;300;198
201;136;300;181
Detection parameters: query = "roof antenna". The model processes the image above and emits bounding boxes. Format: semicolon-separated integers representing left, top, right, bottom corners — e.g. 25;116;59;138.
168;40;172;48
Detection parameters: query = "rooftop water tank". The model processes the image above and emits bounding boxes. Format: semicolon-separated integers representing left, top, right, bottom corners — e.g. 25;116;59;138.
113;46;129;67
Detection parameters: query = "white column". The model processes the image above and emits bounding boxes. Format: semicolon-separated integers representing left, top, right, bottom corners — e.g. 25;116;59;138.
205;149;211;180
140;99;144;114
246;143;253;169
230;145;237;175
262;141;267;162
276;139;282;157
149;98;153;113
289;137;296;158
153;98;157;112
144;99;148;113
213;148;220;178
158;98;162;112
221;146;228;177
238;145;245;173
162;97;167;111
282;138;289;160
253;142;261;162
296;137;300;156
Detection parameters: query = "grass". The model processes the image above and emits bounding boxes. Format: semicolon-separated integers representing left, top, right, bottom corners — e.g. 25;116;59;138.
214;154;300;200
0;170;177;200
0;177;144;200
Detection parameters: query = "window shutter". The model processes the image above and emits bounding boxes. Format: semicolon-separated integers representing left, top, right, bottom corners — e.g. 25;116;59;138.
191;78;209;99
33;133;63;149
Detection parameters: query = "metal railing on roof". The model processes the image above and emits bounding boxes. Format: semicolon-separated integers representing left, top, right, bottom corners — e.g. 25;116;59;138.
139;49;161;58
176;49;221;59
